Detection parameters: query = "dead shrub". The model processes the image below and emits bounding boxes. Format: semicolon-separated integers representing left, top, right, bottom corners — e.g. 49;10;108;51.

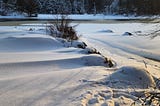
47;15;79;41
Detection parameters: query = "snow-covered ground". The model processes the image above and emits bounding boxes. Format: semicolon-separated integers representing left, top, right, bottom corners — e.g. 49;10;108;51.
0;19;160;106
76;22;160;77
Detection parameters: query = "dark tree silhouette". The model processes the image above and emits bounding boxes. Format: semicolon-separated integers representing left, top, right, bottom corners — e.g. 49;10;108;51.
16;0;39;17
2;0;160;16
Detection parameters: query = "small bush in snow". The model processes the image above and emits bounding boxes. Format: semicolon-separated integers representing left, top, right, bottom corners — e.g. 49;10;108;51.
47;15;79;42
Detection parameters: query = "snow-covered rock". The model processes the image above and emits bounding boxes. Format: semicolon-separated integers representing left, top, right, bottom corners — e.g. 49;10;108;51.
122;32;133;36
82;47;100;54
70;40;87;49
59;39;87;49
98;29;114;33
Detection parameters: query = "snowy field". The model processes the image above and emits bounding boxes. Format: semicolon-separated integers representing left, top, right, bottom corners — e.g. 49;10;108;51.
0;19;160;106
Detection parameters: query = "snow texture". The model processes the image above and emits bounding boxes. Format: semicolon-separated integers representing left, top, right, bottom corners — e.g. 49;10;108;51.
105;66;156;89
0;18;160;106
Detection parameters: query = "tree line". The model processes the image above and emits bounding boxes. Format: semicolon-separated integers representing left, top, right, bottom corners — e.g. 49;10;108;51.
117;0;160;15
0;0;160;16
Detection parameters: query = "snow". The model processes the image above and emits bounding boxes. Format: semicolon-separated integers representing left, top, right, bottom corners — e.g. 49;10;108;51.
105;66;156;89
0;15;26;19
98;29;114;33
38;14;137;20
0;14;155;20
0;19;160;106
76;23;160;68
0;37;63;52
81;54;108;67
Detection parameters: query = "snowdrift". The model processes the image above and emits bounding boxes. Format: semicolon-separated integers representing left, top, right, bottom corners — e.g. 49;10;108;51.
105;66;156;89
0;37;63;52
81;54;109;67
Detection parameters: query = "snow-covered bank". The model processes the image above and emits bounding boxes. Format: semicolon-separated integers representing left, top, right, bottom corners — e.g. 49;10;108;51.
1;14;159;20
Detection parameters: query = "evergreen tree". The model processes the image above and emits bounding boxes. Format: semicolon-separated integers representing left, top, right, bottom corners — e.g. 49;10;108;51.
1;0;160;16
16;0;39;16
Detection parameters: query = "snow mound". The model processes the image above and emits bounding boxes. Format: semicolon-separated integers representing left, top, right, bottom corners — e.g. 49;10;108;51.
105;66;156;88
81;54;109;67
0;37;63;52
122;32;133;36
98;29;114;33
56;38;87;49
66;40;87;49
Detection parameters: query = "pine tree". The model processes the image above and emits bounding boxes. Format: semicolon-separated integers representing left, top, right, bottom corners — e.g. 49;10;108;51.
16;0;39;16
